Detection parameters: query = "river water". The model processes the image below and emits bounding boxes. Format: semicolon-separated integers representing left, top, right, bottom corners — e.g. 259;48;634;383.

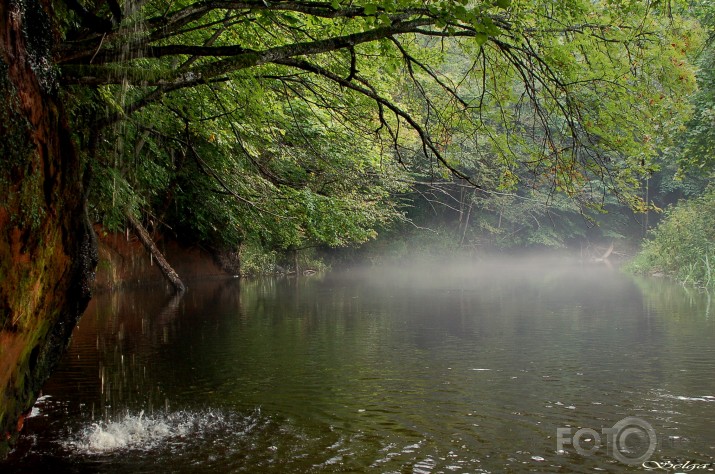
2;259;714;472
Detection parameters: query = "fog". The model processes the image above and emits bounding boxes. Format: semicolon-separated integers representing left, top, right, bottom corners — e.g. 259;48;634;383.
338;251;622;289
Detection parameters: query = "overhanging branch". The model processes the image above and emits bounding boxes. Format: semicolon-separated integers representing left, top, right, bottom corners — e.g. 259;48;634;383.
273;57;482;188
61;18;433;85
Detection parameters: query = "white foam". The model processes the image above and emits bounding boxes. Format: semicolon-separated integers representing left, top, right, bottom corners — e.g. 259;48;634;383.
79;411;171;452
674;396;715;402
413;456;436;473
64;409;253;454
661;393;715;403
27;395;54;418
323;455;343;465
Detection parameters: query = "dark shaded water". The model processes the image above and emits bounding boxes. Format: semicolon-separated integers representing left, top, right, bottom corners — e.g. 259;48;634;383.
3;260;715;472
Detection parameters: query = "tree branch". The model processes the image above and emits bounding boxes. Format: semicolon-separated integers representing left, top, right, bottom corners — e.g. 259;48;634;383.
273;57;482;188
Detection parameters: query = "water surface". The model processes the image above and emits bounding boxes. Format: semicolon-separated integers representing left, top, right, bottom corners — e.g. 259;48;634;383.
3;259;715;472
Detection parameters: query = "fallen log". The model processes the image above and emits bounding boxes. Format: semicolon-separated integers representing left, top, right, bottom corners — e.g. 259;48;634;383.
126;213;186;293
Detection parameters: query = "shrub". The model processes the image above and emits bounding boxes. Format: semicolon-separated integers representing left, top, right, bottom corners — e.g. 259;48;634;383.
628;189;715;288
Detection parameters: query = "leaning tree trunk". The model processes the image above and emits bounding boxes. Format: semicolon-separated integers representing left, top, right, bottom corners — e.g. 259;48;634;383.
0;0;96;457
126;213;186;293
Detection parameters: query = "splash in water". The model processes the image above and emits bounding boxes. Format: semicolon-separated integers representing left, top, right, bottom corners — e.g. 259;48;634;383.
63;409;261;454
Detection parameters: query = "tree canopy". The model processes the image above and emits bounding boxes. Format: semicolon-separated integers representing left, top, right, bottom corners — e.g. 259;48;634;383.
56;0;701;261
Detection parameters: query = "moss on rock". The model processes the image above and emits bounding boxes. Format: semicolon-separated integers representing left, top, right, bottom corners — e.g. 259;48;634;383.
0;0;96;457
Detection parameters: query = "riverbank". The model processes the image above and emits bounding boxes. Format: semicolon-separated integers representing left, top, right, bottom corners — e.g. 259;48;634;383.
93;226;229;291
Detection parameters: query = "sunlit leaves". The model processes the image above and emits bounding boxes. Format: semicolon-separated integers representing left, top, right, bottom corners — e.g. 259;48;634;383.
363;4;378;16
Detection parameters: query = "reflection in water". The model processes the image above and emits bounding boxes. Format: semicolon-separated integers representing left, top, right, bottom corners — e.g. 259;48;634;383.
2;259;715;472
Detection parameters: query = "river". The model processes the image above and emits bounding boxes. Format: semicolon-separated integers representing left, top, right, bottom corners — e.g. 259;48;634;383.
2;259;714;472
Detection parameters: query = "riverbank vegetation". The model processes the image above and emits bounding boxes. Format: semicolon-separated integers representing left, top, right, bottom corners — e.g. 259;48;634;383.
61;0;706;281
627;2;715;289
628;190;715;289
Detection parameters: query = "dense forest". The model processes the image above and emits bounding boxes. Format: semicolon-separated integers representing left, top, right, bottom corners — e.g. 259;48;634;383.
1;0;714;455
60;0;708;274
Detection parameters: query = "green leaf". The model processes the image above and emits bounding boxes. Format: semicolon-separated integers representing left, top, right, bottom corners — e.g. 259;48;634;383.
453;5;468;20
364;4;378;15
283;14;299;25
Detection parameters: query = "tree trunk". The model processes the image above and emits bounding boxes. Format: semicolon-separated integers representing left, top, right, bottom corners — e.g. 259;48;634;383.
126;213;186;293
0;0;97;457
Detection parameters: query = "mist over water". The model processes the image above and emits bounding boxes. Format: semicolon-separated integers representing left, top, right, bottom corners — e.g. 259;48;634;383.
3;257;714;472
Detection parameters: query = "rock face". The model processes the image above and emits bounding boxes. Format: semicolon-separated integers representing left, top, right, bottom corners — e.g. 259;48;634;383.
0;0;96;457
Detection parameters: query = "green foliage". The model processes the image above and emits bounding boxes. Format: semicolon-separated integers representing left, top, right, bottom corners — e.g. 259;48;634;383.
680;38;715;172
627;189;715;288
238;241;328;276
238;241;279;277
58;0;705;264
625;1;715;290
86;71;405;259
